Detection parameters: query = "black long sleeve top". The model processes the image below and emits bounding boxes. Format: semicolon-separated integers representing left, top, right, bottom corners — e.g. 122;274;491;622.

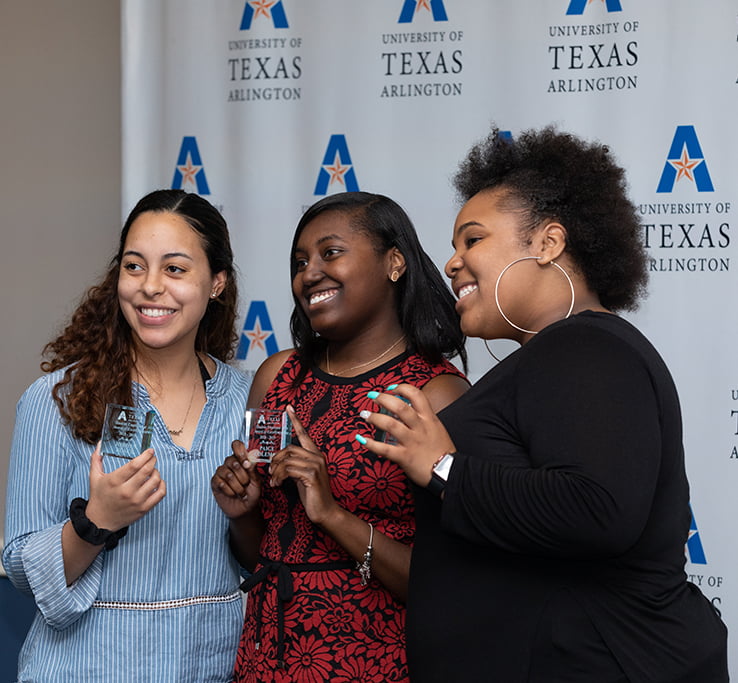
407;312;727;683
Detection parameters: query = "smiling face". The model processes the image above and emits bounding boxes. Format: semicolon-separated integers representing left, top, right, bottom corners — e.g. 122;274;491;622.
117;210;226;354
291;210;400;341
445;188;544;341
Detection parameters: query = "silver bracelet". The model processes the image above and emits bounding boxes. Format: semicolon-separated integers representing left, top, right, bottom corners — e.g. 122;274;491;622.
356;522;374;586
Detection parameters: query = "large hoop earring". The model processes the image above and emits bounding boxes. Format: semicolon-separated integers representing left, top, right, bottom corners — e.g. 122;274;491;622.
483;339;502;363
494;256;575;335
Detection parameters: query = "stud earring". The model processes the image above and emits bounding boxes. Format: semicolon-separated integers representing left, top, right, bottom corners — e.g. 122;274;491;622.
390;271;400;282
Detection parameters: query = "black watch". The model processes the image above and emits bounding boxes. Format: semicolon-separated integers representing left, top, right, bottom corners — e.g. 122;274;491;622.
426;452;456;497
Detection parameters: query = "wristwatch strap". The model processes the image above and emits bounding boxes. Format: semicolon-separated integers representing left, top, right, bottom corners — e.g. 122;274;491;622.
426;452;456;497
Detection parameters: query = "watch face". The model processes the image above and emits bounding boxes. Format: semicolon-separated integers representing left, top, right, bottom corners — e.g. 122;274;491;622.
433;453;455;481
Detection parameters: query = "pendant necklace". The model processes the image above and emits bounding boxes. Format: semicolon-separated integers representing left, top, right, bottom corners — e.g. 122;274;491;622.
326;335;405;377
166;371;199;436
136;355;201;436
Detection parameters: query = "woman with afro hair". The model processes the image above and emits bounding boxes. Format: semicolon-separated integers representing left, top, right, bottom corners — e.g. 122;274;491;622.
359;126;729;682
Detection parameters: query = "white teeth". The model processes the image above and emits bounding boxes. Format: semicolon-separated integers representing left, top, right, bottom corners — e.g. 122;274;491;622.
309;290;337;305
458;284;478;299
140;307;174;317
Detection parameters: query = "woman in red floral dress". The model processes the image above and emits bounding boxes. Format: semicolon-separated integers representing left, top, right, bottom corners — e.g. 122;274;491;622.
212;192;468;682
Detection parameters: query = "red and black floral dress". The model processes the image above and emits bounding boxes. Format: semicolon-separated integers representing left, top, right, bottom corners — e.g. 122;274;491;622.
233;351;465;683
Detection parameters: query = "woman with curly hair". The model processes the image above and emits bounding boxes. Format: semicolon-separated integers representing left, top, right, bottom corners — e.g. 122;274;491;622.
359;127;728;682
3;189;250;681
211;191;469;682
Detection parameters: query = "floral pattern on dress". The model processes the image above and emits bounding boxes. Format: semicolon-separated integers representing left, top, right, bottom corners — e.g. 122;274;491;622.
234;352;465;682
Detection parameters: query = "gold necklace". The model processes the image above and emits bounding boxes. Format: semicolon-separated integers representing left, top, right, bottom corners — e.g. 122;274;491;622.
166;371;199;436
326;335;406;377
136;356;201;436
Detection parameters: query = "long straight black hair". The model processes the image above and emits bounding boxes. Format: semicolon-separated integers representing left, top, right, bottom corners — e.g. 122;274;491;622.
289;192;467;383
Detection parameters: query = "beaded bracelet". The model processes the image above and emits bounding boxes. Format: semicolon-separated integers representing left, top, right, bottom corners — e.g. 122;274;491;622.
356;522;374;586
69;498;128;550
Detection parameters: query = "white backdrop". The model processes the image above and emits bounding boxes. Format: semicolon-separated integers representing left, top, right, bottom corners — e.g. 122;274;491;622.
123;0;737;672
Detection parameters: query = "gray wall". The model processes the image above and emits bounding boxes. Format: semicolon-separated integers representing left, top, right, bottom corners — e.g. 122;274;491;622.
0;1;122;549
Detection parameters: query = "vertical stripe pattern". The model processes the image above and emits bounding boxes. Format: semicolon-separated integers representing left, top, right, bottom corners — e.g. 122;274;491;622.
3;359;250;681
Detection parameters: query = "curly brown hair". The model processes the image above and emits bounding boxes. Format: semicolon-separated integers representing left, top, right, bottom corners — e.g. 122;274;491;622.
42;189;239;444
453;125;648;311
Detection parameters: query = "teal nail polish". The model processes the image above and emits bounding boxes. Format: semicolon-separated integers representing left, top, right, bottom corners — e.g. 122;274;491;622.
387;384;398;390
367;391;380;400
355;433;368;445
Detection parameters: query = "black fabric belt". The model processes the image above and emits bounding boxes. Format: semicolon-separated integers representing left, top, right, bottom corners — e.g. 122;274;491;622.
240;556;355;668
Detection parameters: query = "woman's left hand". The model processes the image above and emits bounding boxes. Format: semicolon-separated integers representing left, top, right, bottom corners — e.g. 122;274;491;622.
268;405;341;526
358;384;456;486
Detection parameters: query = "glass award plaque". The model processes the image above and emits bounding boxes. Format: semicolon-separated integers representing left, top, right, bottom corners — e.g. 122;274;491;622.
375;396;411;445
244;408;292;463
101;403;156;468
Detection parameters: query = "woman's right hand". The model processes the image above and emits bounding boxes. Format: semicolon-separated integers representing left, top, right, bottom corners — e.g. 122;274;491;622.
85;444;167;532
211;439;263;518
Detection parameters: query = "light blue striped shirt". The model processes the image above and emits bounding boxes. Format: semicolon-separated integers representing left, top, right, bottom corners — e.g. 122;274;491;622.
3;359;250;682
